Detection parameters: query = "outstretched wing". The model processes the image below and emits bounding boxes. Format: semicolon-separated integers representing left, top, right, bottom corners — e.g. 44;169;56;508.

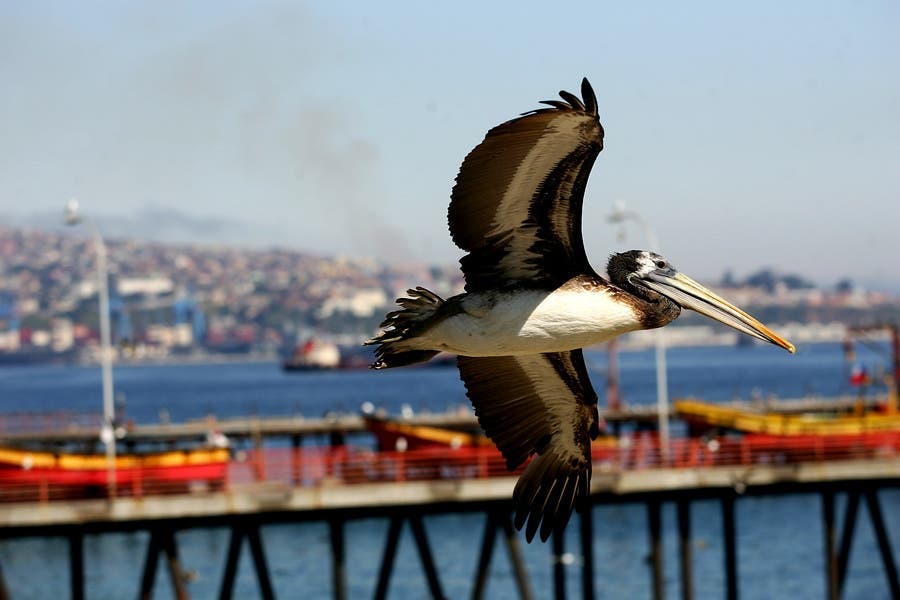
448;78;604;292
457;350;600;542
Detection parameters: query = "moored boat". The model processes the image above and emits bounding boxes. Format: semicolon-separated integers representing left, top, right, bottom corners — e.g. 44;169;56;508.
363;413;492;451
363;413;618;455
675;398;900;436
282;339;342;371
0;445;230;500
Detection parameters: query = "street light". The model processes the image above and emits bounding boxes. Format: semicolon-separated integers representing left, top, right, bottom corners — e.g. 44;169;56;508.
607;200;670;463
65;200;117;496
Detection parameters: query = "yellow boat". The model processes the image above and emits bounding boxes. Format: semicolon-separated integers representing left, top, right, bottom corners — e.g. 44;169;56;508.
675;398;900;436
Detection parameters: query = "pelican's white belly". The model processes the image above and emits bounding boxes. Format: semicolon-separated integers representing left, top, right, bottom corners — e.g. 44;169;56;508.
422;288;642;356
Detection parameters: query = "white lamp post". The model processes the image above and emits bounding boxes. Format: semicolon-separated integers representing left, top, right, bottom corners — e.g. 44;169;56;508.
607;200;670;464
65;199;117;495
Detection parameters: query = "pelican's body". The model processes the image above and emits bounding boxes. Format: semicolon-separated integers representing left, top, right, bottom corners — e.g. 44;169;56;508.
367;79;794;542
392;279;649;357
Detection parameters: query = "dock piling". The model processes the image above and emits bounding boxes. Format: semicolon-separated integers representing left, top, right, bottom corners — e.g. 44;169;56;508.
218;523;275;600
140;528;190;600
864;490;900;597
68;531;84;600
0;558;9;600
580;505;595;600
471;512;499;600
139;530;161;599
409;516;446;599
500;515;535;600
372;516;446;600
373;517;403;600
822;491;838;600
677;499;694;600
648;500;663;600
552;527;566;600
219;525;244;599
837;491;860;595
721;495;738;600
329;519;346;600
246;525;275;600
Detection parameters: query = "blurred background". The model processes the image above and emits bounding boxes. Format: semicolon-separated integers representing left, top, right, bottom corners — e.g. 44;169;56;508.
0;2;898;599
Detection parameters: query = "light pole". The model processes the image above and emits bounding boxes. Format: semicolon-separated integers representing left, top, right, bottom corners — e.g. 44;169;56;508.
65;200;117;496
607;200;670;464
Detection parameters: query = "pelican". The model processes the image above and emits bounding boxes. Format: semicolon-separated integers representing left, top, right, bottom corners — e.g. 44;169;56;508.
367;78;794;542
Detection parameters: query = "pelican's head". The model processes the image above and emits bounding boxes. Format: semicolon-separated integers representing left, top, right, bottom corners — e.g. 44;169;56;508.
608;250;795;353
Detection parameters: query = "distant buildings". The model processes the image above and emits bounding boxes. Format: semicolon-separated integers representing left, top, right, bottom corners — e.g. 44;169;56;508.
0;225;896;363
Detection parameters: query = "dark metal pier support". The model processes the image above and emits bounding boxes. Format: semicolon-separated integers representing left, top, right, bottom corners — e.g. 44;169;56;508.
647;499;663;600
864;490;900;597
139;528;190;600
721;495;738;600
409;515;445;599
822;491;838;600
826;489;900;598
218;523;275;600
68;531;84;600
373;517;403;600
501;513;536;600
552;528;566;600
470;511;535;600
677;499;694;600
373;515;446;600
472;512;499;600
0;558;9;600
330;519;346;600
580;505;595;600
836;490;860;595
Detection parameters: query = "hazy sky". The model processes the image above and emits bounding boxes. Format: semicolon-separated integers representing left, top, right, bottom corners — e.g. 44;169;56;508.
1;2;898;286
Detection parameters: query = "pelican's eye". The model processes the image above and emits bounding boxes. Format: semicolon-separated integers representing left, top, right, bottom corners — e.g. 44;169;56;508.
655;260;667;269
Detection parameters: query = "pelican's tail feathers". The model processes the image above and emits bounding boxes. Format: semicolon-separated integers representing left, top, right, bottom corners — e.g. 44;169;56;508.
365;287;444;369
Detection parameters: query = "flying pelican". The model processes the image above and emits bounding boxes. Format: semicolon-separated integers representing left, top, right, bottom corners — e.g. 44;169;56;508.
367;78;795;543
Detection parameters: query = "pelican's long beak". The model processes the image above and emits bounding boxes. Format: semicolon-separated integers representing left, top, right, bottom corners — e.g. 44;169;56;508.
643;270;796;354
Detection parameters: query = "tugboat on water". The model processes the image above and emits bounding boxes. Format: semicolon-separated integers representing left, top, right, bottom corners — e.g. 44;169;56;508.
281;339;341;372
281;339;448;372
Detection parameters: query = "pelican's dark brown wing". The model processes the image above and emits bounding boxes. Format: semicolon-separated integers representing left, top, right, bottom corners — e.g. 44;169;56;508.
457;350;600;542
448;78;604;292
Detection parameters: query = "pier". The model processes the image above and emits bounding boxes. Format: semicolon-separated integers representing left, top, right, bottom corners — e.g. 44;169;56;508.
1;409;899;599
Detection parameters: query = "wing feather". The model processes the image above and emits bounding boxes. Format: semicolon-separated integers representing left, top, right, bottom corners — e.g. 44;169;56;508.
457;350;599;542
448;78;604;292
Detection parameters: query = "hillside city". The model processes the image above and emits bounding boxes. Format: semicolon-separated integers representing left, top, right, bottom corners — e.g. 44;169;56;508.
0;225;898;366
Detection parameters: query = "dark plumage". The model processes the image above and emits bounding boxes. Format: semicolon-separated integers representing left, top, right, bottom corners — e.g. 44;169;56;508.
368;79;795;543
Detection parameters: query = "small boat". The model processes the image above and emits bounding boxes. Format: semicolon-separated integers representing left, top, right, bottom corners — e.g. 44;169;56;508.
363;413;619;455
282;339;341;371
0;445;230;500
675;398;900;436
363;413;492;451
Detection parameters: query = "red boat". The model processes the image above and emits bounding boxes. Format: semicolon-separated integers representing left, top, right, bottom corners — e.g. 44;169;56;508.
363;414;492;452
0;445;230;501
363;413;619;457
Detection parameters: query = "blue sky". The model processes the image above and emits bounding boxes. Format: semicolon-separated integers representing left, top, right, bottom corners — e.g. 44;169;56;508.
1;1;898;286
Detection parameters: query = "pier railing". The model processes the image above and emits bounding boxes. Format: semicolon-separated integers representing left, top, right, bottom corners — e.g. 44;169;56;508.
0;411;101;435
2;431;899;504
